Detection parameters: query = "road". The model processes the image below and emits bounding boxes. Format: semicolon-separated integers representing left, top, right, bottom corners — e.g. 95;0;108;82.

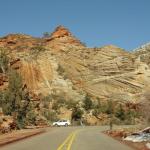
0;126;133;150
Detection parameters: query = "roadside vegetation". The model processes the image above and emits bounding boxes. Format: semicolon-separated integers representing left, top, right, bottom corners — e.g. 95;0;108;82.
0;69;33;129
0;47;143;133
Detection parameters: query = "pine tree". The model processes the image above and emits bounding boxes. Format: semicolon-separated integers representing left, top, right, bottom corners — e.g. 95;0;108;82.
106;100;114;115
115;104;125;121
83;94;93;111
1;69;32;128
1;70;23;115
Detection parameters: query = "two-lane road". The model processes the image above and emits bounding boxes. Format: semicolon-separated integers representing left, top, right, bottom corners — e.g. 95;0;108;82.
0;126;133;150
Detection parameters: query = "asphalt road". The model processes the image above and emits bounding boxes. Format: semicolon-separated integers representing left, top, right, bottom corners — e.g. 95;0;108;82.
0;126;133;150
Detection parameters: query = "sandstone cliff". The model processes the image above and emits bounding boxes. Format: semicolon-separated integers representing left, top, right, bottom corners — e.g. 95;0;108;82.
0;26;150;103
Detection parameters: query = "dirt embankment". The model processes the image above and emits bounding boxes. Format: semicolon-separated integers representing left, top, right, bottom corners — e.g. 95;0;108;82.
105;127;150;150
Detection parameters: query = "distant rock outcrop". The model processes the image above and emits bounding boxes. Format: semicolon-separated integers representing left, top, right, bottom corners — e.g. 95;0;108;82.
134;42;150;67
45;26;85;52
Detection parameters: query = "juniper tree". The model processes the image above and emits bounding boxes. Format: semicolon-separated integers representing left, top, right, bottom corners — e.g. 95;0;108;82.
83;94;93;111
1;69;32;128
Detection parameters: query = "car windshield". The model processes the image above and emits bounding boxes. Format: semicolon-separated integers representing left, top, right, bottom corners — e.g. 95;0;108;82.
58;120;67;122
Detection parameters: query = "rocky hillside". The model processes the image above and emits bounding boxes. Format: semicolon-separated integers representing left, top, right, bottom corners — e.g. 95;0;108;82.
134;42;150;67
0;26;150;103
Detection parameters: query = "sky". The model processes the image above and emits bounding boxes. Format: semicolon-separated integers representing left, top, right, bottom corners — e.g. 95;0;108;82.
0;0;150;50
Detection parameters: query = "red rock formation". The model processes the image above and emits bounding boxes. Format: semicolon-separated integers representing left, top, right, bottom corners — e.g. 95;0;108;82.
50;25;72;39
0;34;42;51
45;26;85;48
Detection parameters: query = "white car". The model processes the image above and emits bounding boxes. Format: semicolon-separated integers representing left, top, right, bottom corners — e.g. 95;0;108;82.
52;120;71;127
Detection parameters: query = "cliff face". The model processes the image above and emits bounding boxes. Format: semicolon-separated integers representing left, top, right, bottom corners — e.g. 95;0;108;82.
0;26;150;102
134;43;150;67
56;44;150;102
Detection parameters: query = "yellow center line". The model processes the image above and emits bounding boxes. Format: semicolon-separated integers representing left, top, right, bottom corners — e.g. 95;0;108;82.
57;132;74;150
67;131;78;150
57;130;80;150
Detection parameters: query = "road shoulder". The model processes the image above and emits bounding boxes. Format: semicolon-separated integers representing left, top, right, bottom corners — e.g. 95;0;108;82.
0;128;45;147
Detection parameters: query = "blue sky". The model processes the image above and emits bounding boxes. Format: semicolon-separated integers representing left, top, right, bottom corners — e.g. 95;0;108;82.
0;0;150;50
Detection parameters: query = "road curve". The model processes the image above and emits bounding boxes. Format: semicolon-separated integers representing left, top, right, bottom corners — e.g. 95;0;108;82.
0;126;133;150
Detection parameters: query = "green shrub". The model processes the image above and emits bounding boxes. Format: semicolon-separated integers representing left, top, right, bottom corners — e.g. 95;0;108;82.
72;106;83;121
42;110;58;122
115;104;126;121
26;111;37;125
43;32;51;38
41;95;52;109
83;94;93;111
66;100;77;109
1;69;32;128
30;46;47;58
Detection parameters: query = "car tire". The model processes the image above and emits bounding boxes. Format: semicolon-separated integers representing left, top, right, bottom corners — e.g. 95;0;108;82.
65;123;68;127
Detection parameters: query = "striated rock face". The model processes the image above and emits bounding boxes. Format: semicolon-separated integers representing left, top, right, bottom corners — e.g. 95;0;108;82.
0;26;150;103
56;44;150;102
134;42;150;67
